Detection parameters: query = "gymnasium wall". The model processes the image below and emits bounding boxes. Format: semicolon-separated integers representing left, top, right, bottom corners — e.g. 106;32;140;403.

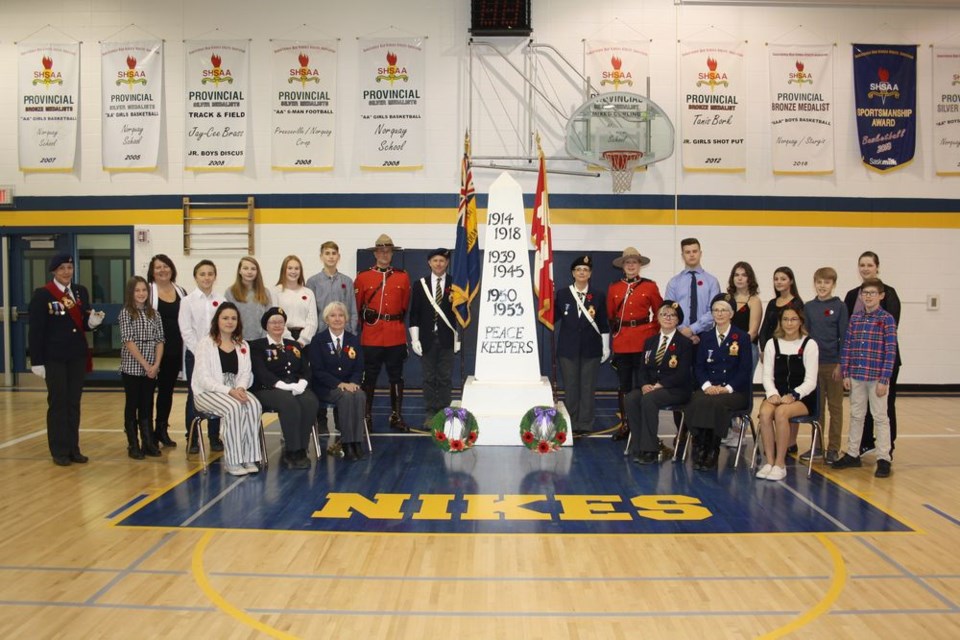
0;0;958;384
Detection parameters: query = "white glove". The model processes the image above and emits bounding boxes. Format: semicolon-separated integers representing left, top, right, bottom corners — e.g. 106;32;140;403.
409;326;423;357
292;379;308;395
275;381;294;392
601;333;611;363
88;310;105;329
454;338;461;354
31;365;46;379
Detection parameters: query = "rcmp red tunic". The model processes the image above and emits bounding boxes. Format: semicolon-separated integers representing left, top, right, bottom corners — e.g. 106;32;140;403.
606;277;662;354
354;266;410;347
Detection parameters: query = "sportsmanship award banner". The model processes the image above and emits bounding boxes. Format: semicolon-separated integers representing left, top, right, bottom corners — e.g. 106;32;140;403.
271;40;337;171
101;41;163;172
680;43;745;172
184;40;249;171
18;42;80;172
769;44;834;174
852;44;917;172
933;46;960;176
584;40;649;93
357;38;424;170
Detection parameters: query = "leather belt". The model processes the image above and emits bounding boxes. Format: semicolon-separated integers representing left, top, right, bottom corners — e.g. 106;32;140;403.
610;317;651;331
362;308;403;322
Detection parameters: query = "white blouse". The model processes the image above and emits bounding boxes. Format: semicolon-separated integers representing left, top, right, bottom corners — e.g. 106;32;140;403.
272;285;319;345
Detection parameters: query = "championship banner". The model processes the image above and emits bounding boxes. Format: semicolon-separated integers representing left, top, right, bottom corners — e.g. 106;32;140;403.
184;40;249;171
769;44;834;175
101;41;163;172
584;40;649;94
680;43;745;172
357;38;424;170
18;42;80;172
271;40;337;171
852;44;917;173
933;46;960;176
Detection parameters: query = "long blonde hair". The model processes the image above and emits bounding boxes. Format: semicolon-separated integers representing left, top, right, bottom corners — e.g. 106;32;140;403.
276;255;305;288
229;256;270;305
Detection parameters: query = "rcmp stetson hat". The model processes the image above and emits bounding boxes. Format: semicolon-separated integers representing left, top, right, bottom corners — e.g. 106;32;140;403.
48;254;74;272
367;234;403;251
612;247;651;268
260;306;287;329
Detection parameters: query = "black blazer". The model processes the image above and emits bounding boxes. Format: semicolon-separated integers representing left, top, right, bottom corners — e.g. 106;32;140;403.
408;275;458;350
28;282;94;365
694;327;754;396
638;331;694;390
844;284;902;367
249;337;311;390
308;329;364;402
555;286;609;359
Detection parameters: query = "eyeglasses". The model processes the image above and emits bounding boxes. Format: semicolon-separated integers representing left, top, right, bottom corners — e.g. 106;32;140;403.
860;290;880;297
658;313;678;319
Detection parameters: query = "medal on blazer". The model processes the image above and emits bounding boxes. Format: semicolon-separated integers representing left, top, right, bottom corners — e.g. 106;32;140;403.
729;340;739;356
669;355;678;368
61;295;75;309
346;346;357;359
587;306;595;318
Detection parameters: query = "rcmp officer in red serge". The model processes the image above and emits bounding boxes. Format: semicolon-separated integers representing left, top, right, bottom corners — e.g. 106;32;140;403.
355;234;413;431
606;247;663;441
409;248;461;424
28;254;106;466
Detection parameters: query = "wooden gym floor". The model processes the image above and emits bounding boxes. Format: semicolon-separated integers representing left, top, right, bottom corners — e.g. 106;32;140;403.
1;388;959;639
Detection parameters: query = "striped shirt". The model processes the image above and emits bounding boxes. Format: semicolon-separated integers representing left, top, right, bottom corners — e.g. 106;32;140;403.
119;306;165;376
840;308;897;384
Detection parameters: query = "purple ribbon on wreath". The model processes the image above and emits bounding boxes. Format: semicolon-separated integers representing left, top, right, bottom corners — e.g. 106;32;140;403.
444;407;467;440
533;407;556;440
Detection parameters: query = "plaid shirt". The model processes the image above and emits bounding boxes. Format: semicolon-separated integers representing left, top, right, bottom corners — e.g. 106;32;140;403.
119;306;165;376
840;307;897;384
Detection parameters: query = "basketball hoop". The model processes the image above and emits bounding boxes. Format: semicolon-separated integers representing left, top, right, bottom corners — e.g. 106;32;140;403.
601;150;643;193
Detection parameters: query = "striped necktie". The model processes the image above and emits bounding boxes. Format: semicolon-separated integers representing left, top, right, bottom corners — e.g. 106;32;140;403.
655;334;668;365
434;277;442;322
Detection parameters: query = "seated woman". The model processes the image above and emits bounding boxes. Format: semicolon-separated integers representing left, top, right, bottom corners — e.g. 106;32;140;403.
756;308;819;481
250;307;320;470
308;301;367;461
684;294;754;471
625;300;693;464
191;302;263;476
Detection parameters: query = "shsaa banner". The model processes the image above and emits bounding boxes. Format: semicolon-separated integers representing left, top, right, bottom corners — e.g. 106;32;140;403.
271;40;337;171
852;44;917;173
769;44;834;175
584;40;649;94
357;38;425;170
184;40;249;171
933;46;960;176
18;42;80;172
680;42;746;172
101;41;163;172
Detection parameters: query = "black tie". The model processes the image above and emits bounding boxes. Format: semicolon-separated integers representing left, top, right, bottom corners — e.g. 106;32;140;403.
689;271;698;324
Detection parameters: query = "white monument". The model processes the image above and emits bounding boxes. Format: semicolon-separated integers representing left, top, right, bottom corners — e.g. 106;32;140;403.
460;172;567;446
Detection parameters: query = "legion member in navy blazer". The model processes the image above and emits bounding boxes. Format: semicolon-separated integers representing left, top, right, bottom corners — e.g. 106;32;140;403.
555;255;610;436
625;300;694;464
309;301;368;461
684;293;753;471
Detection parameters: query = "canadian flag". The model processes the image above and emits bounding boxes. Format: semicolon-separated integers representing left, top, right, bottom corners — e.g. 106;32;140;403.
531;144;554;330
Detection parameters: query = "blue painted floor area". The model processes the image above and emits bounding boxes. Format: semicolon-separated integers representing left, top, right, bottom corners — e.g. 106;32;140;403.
118;434;911;535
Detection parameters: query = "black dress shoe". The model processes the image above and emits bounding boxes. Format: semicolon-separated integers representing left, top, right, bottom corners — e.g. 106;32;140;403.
69;453;89;463
786;444;799;454
611;427;629;441
53;456;71;466
188;442;200;454
699;447;719;471
343;444;357;461
353;443;367;460
635;451;658;465
209;438;224;452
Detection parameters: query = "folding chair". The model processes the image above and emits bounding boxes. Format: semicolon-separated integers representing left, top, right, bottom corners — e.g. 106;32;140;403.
676;393;755;466
624;404;686;459
752;389;823;478
186;410;218;473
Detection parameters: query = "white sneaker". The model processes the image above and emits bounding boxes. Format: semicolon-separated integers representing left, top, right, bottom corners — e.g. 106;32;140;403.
242;462;259;473
225;464;248;476
721;431;741;448
755;464;773;479
766;465;787;481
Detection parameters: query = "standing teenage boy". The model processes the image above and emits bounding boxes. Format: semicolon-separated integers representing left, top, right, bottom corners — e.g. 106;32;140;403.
664;238;720;344
307;241;358;335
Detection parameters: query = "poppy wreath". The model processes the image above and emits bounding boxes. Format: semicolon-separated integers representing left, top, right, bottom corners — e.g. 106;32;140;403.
429;407;479;453
519;406;568;454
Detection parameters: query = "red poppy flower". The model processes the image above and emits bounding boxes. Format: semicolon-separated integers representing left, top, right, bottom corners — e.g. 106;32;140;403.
731;334;739;340
240;348;247;354
537;440;551;453
669;344;677;352
302;295;308;300
556;431;567;444
522;431;535;444
697;280;703;286
798;348;804;355
435;431;447;441
450;439;464;451
467;431;478;442
341;283;346;289
212;301;219;307
586;294;593;301
824;310;831;316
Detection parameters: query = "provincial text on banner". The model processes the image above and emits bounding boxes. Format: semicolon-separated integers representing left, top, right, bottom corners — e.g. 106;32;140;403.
18;42;80;172
101;40;163;172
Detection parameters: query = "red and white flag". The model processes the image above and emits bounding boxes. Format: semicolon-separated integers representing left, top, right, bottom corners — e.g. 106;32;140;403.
531;143;554;330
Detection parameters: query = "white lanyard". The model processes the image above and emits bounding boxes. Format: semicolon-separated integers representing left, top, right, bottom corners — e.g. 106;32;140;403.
420;278;455;333
570;285;600;336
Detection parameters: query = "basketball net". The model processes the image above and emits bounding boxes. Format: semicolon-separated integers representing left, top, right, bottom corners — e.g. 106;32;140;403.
601;150;642;193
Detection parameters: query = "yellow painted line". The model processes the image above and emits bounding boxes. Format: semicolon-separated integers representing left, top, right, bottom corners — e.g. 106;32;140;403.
758;533;846;639
191;530;301;640
809;466;924;534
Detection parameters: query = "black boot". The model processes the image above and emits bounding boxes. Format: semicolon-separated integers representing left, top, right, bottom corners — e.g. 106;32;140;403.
612;391;629;440
154;422;177;448
353;442;367;460
208;420;224;452
125;422;144;460
139;420;162;457
389;382;411;432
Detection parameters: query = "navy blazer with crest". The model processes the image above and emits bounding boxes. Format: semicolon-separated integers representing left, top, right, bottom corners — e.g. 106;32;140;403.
308;329;364;402
694;326;753;396
555;286;609;359
638;331;694;390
